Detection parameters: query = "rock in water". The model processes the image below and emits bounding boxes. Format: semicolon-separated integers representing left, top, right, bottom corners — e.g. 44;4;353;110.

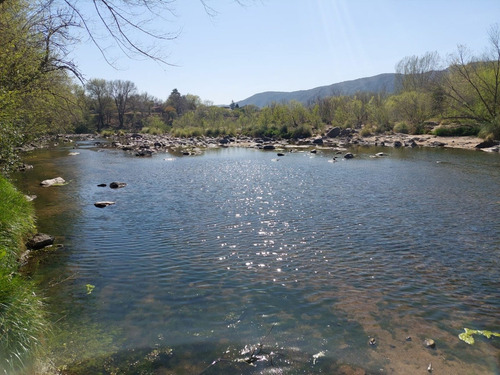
40;177;65;187
27;233;54;250
110;182;126;189
94;201;115;208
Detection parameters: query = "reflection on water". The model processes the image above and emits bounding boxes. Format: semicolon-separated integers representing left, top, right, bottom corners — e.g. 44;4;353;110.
14;143;500;374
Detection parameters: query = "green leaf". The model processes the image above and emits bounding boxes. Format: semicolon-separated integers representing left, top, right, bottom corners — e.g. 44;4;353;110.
85;284;95;295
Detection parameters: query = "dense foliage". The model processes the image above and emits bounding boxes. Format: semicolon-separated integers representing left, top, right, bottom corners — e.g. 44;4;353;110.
0;0;84;173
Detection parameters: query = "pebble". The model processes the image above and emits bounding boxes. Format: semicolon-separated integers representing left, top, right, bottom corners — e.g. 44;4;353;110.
424;338;436;348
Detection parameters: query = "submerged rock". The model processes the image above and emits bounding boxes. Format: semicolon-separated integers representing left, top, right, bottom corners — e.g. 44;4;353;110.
430;141;446;147
40;177;65;187
17;163;33;171
27;233;54;250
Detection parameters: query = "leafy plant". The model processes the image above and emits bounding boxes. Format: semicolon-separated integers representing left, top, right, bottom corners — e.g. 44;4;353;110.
86;284;95;295
458;328;500;345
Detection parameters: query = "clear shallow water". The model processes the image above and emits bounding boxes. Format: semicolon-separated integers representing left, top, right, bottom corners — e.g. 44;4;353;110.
14;143;500;374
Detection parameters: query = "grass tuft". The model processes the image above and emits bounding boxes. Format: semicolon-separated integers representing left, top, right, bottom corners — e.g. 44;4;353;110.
0;175;49;374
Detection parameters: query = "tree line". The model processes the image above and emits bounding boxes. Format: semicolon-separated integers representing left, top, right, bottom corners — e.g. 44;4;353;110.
80;27;500;142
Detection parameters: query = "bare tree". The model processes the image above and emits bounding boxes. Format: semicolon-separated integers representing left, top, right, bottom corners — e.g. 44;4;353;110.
109;80;137;128
395;51;442;92
31;0;251;71
444;24;500;122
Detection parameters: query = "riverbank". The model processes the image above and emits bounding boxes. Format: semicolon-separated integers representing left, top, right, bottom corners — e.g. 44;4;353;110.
0;176;48;374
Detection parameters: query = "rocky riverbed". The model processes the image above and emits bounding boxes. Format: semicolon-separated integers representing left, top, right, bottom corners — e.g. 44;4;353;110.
89;128;499;157
22;130;500;159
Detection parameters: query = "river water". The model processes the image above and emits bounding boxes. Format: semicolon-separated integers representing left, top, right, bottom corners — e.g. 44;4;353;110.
13;141;500;374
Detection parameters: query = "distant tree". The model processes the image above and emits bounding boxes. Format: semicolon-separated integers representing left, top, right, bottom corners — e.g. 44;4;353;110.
109;80;137;129
184;94;202;111
166;88;190;116
86;79;112;132
386;91;432;132
395;51;442;92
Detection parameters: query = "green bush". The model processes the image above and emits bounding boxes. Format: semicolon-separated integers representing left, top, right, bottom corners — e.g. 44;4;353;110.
432;125;480;137
478;117;500;140
393;122;409;134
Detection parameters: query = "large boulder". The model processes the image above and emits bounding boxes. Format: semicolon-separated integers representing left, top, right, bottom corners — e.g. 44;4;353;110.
26;233;54;250
326;127;341;138
312;137;324;145
475;139;499;149
40;177;65;187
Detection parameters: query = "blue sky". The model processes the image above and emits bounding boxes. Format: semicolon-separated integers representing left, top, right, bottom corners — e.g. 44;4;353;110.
72;0;500;105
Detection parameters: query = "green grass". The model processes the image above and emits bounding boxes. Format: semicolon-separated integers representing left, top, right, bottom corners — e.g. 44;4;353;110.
0;175;48;374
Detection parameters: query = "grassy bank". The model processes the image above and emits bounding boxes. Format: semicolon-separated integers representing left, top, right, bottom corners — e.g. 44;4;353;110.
0;175;48;374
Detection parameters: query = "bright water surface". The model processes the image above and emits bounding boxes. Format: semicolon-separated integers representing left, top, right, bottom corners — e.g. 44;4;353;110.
14;142;500;374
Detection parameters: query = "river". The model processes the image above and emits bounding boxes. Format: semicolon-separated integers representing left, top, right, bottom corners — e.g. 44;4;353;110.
13;140;500;374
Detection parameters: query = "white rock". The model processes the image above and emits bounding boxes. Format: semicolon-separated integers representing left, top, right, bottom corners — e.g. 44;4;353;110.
40;177;65;187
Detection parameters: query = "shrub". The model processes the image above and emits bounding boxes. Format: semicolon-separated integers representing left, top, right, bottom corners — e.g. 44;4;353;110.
478;117;500;140
393;122;409;134
432;125;480;137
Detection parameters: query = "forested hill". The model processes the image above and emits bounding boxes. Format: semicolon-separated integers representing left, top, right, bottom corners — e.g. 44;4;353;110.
236;73;398;108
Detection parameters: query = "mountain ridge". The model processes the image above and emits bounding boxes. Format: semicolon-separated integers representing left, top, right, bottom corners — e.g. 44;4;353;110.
236;73;399;108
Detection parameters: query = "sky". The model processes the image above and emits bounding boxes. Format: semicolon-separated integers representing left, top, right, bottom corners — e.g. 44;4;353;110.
72;0;500;105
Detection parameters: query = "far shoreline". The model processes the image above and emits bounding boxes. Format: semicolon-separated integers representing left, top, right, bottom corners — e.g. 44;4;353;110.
25;132;500;158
